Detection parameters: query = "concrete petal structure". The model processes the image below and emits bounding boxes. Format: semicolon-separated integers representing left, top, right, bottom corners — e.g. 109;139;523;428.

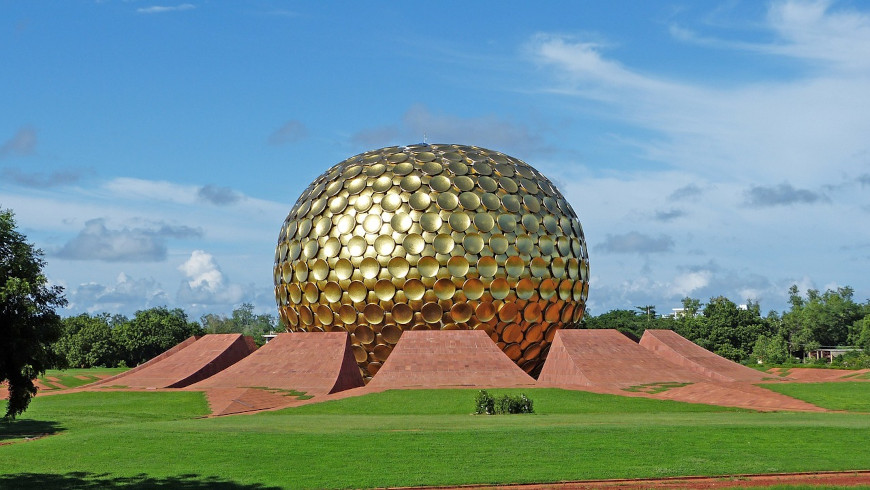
538;329;824;412
538;329;707;388
639;329;772;383
190;332;363;393
188;332;364;415
367;330;536;389
87;334;257;389
274;144;589;382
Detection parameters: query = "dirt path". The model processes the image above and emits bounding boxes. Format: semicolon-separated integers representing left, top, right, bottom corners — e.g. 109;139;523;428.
409;470;870;489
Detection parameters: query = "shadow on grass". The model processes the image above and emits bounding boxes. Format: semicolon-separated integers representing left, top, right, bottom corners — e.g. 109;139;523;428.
0;472;281;489
0;419;65;442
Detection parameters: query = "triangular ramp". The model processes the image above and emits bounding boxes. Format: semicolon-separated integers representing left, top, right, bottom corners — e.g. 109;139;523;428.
189;332;364;415
538;329;707;389
191;332;363;394
639;329;775;383
367;330;536;389
87;334;257;389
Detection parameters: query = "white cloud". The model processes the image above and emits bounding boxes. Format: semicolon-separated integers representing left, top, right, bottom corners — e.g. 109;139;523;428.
177;250;245;306
526;1;870;186
55;218;201;262
66;273;170;314
137;4;195;14
179;250;223;291
669;270;713;297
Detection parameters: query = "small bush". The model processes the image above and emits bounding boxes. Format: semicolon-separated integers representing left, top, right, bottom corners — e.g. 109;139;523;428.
474;390;534;415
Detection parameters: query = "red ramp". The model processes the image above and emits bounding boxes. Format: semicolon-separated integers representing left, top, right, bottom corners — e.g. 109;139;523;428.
367;330;536;389
639;329;773;382
538;329;705;388
538;329;823;412
87;334;256;389
189;332;364;415
191;332;363;393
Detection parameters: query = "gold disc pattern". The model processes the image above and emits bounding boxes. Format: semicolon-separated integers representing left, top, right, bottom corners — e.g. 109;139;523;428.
274;144;589;382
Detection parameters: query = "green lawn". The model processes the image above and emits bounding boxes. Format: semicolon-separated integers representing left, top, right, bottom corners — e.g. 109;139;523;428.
760;382;870;412
2;387;870;489
38;367;128;390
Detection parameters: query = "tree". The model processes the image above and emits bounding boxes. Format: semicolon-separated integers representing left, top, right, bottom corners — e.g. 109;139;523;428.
200;303;276;346
635;305;656;322
53;313;123;368
1;209;66;418
783;285;863;358
113;307;201;366
583;306;673;338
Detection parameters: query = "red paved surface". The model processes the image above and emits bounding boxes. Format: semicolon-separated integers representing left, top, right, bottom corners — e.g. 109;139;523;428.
86;334;256;389
639;329;777;383
189;332;364;415
367;330;537;389
87;335;200;388
537;329;824;412
769;367;870;382
538;329;708;388
417;470;870;489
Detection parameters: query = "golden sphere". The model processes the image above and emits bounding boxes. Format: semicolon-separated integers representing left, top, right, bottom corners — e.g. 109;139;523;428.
274;144;589;381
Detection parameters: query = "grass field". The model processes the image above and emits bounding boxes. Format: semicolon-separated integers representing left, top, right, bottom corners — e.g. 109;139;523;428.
760;382;870;412
37;367;128;390
2;384;870;489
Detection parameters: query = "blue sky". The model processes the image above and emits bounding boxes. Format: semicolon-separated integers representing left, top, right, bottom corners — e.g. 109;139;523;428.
2;0;869;319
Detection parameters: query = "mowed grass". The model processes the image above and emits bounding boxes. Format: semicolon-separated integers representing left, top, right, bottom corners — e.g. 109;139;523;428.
1;387;870;489
38;367;128;390
760;382;870;412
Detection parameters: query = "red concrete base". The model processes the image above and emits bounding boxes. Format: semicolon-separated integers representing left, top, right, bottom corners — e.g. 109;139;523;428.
538;329;823;412
188;332;364;415
367;330;536;389
86;334;256;389
639;329;773;382
538;329;707;388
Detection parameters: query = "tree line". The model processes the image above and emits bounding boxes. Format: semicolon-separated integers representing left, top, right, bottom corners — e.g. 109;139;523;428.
579;286;870;367
52;303;278;369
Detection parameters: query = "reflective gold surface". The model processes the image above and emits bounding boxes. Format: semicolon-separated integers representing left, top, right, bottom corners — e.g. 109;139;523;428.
274;144;589;381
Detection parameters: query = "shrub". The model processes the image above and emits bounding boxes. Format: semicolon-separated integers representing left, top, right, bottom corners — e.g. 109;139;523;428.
474;390;534;415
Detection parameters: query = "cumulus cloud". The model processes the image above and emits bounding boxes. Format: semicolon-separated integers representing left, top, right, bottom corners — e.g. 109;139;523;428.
744;182;827;207
596;231;674;254
653;209;686;222
669;270;712;297
197;184;242;205
137;4;195;14
176;250;244;305
55;218;202;262
1;167;87;188
66;273;170;314
268;120;308;145
350;104;548;156
0;126;37;158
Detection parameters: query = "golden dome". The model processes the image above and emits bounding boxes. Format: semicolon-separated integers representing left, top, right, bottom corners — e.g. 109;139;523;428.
274;144;589;381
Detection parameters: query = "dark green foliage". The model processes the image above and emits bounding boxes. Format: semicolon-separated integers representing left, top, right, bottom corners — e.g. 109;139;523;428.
474;390;534;415
752;334;791;365
582;308;655;339
0;209;67;418
53;313;122;368
113;307;201;366
200;303;277;346
783;285;864;357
